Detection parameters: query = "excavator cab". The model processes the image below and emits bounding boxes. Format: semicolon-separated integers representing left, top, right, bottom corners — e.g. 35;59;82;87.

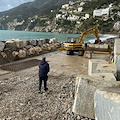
67;37;79;43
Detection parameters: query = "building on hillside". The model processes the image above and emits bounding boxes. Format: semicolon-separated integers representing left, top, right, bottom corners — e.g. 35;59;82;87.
56;14;62;20
67;15;79;21
62;4;69;9
82;13;90;20
80;2;85;6
78;7;83;12
93;8;110;17
118;11;120;16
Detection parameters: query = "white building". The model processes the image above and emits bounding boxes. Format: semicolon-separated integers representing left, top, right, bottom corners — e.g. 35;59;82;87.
85;14;90;19
80;2;85;6
67;15;79;21
81;14;90;20
78;7;83;12
56;14;62;20
93;8;110;17
62;4;69;9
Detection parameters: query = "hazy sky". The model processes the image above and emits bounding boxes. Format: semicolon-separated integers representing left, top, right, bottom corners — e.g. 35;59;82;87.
0;0;34;12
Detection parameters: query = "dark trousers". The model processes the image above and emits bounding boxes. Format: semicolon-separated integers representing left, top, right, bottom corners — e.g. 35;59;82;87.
39;76;48;90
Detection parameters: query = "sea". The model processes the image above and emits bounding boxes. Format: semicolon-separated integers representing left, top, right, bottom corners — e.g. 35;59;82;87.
0;30;117;43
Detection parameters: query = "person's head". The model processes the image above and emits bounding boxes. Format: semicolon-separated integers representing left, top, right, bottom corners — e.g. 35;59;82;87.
42;57;46;61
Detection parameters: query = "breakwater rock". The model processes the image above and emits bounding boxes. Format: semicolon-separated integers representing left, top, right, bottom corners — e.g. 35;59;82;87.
0;38;61;65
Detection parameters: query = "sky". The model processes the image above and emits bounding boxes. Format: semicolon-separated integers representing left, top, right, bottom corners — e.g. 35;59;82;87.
0;0;34;12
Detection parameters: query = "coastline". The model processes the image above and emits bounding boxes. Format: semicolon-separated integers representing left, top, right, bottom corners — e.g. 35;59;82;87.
0;30;118;42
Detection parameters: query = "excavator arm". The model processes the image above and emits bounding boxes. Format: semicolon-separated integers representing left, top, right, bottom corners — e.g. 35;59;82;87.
77;26;100;43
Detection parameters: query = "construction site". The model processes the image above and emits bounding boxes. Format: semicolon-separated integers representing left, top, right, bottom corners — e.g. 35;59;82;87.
0;26;120;119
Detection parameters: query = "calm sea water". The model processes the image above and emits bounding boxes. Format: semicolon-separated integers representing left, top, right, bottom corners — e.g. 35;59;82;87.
0;30;117;43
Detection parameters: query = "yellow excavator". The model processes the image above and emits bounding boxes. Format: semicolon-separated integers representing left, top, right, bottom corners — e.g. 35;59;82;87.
62;26;100;56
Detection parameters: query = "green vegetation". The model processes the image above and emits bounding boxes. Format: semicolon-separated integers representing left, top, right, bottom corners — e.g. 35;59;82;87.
0;0;119;33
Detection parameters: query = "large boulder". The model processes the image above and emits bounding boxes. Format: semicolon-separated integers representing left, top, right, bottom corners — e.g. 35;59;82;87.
34;46;42;55
0;41;5;51
12;51;19;58
18;49;26;58
5;40;17;50
28;47;36;55
0;52;7;59
29;39;37;46
49;38;58;44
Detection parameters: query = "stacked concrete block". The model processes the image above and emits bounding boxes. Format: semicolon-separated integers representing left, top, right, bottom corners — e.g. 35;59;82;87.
72;75;119;119
22;40;28;47
29;39;37;46
114;38;120;80
91;73;116;82
94;87;120;120
88;44;108;49
0;41;5;51
88;59;108;76
96;64;117;77
5;40;17;50
88;44;95;48
49;38;58;44
41;39;46;44
45;39;49;43
13;39;24;48
37;39;43;46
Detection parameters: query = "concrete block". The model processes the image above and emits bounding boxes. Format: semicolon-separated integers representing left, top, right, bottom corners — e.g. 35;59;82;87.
23;40;28;46
91;73;116;82
117;71;120;80
5;40;17;50
45;39;50;43
88;44;95;48
37;39;43;46
88;59;108;76
114;38;120;55
94;87;120;120
0;41;5;51
49;38;58;44
103;44;109;49
29;39;37;46
95;44;99;48
114;54;120;71
37;39;46;46
96;64;117;77
72;75;118;119
13;39;24;48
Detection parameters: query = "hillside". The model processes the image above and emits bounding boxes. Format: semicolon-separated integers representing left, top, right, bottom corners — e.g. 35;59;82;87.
0;0;119;33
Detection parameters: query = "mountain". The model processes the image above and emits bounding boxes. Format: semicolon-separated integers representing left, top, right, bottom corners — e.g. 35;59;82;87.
0;0;119;33
0;0;78;18
0;0;79;30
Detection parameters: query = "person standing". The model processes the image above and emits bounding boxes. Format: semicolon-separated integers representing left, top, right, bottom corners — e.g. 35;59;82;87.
39;57;50;93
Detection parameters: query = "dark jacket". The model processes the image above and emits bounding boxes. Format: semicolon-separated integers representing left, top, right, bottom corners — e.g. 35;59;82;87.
39;60;50;77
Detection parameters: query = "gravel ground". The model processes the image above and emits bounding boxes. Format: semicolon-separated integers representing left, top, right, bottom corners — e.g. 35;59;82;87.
0;51;110;120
